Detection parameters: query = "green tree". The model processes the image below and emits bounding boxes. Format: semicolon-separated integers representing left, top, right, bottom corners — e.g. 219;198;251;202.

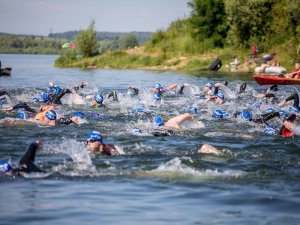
188;0;228;48
119;34;139;49
75;21;98;57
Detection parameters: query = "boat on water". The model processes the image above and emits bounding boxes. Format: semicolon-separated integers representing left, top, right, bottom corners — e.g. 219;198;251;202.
253;75;300;85
0;67;12;76
254;66;286;75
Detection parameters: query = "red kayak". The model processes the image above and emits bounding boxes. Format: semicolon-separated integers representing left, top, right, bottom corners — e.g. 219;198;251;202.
253;75;300;85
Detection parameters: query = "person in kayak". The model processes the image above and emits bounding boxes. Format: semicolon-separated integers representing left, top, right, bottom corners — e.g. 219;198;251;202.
285;63;300;79
86;131;124;155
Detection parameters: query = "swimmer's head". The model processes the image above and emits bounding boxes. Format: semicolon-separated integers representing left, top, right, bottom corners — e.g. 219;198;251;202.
153;115;164;126
216;92;225;100
48;82;54;87
32;97;39;102
241;110;252;121
17;111;27;120
86;130;103;143
73;111;85;118
212;109;224;119
0;161;13;172
41;93;49;102
45;110;57;120
205;82;213;89
154;92;161;100
264;126;276;135
94;94;104;104
155;83;162;89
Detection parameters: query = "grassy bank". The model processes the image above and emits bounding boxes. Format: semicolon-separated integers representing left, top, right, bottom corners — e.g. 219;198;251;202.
55;45;296;73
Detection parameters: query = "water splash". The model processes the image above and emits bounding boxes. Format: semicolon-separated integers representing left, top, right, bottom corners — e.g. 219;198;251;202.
150;157;246;180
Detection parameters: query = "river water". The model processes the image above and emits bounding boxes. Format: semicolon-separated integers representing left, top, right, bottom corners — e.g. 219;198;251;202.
0;54;299;225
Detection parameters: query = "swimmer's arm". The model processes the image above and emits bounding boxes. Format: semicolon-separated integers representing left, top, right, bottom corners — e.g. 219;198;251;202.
56;117;78;125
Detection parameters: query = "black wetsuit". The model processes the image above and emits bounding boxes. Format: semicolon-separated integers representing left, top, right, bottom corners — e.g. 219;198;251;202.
56;117;74;125
151;129;175;137
0;90;9;97
12;102;37;113
12;142;44;174
234;111;280;126
128;87;139;97
107;90;118;101
49;89;72;105
285;93;300;112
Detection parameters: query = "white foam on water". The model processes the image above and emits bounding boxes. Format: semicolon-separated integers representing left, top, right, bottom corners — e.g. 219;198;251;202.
44;139;94;171
150;157;246;180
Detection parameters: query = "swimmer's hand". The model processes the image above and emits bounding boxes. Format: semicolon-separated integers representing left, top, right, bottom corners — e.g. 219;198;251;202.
278;100;286;107
71;117;79;124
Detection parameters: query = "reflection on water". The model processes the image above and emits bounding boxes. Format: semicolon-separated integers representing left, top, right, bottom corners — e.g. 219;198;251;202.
0;54;300;225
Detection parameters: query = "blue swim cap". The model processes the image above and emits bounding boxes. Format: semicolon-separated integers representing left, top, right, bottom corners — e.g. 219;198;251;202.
289;106;300;113
0;161;12;172
41;93;49;102
132;107;144;113
86;130;103;143
45;110;57;120
17;111;27;120
155;83;162;89
32;97;39;102
205;82;213;88
153;115;164;126
94;94;104;104
279;110;288;120
264;126;276;135
216;92;225;100
154;92;161;100
212;109;227;119
130;128;142;134
189;107;198;114
241;110;252;121
265;107;275;113
73;111;85;118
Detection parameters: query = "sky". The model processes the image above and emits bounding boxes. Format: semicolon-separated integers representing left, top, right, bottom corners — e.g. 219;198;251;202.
0;0;191;35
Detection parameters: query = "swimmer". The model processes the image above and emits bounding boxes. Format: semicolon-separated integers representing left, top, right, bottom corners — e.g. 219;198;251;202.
127;86;139;97
215;92;225;104
279;114;297;137
106;90;118;102
257;84;278;100
153;113;198;129
9;140;44;175
34;108;78;125
203;82;220;99
90;93;106;108
278;93;300;113
71;81;89;94
86;131;124;155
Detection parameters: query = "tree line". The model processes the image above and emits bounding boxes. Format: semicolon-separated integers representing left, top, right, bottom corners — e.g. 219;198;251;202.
146;0;300;61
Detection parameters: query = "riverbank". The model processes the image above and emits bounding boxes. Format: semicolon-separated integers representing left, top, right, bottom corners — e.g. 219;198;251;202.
55;47;268;73
55;46;296;74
